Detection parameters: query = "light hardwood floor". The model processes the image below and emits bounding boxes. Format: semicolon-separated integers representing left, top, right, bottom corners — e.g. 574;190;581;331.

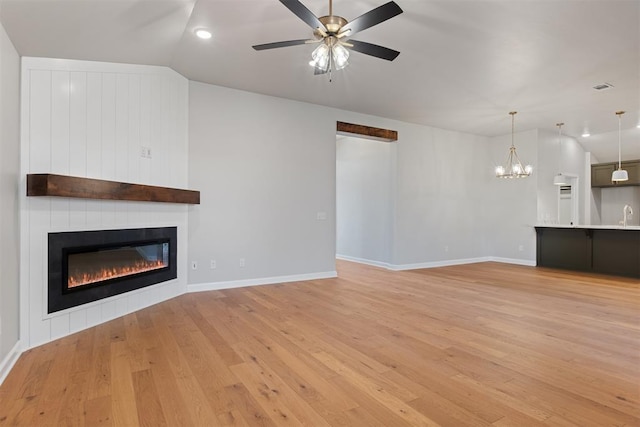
0;261;638;426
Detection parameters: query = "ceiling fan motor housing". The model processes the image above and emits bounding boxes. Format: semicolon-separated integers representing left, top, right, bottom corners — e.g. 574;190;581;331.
315;15;348;37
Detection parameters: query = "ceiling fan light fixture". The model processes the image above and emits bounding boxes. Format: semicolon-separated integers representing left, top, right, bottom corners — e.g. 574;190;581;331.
309;37;349;72
309;43;330;70
332;42;350;70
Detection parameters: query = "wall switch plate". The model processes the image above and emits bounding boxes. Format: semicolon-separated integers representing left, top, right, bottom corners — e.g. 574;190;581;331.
210;259;216;269
239;258;245;268
191;261;198;270
316;211;327;221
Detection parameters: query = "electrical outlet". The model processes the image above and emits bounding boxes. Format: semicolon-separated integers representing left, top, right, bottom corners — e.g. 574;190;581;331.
191;261;198;270
239;258;245;268
316;211;327;221
445;246;449;252
518;245;524;252
210;259;216;269
140;146;152;158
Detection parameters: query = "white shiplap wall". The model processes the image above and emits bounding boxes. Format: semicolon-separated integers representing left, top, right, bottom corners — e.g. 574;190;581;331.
20;58;189;349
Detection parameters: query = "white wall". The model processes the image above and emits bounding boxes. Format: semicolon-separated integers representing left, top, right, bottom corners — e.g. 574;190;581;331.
338;117;537;268
486;129;538;262
336;136;394;265
599;187;640;226
20;58;190;349
188;81;518;279
188;82;337;287
536;128;588;225
393;125;490;266
0;17;20;377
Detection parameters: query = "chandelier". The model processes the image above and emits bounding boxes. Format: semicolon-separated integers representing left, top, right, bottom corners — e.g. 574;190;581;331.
495;111;533;178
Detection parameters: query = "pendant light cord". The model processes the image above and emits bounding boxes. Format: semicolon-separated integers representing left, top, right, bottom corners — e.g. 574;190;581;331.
615;111;625;170
509;111;516;148
557;123;564;171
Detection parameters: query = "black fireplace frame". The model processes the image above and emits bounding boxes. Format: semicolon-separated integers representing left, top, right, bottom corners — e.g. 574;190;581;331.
48;227;177;314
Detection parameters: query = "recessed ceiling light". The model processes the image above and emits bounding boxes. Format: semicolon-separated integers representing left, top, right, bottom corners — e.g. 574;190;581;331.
195;29;212;40
581;132;591;138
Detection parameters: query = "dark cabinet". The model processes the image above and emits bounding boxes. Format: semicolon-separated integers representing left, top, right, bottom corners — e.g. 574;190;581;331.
535;226;640;278
591;160;640;187
591;163;616;187
622;161;640;183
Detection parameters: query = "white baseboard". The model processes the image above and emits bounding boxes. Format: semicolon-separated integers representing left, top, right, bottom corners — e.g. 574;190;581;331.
336;254;390;269
0;341;22;386
338;255;536;271
489;257;536;267
388;257;493;271
187;270;338;293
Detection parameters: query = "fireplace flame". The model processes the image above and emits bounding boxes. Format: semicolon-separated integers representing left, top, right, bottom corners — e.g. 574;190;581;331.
68;260;166;288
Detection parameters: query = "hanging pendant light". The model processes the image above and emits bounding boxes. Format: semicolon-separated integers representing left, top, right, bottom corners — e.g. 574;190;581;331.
495;111;533;178
553;122;568;185
612;111;628;182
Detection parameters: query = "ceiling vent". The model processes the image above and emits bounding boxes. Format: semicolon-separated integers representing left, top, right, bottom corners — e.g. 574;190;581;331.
593;82;614;91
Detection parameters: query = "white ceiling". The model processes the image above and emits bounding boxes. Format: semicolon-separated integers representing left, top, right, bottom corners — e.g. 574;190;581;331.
1;0;638;162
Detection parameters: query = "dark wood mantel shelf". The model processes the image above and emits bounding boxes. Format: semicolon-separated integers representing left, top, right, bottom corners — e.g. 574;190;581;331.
27;174;200;204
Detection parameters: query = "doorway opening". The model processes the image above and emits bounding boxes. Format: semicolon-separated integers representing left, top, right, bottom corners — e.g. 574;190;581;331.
335;136;394;268
335;121;397;269
558;176;579;225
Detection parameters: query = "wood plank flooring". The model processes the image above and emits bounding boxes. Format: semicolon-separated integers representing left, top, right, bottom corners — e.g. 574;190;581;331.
1;261;638;426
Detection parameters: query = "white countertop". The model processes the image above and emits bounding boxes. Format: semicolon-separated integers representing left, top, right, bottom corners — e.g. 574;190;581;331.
535;224;640;230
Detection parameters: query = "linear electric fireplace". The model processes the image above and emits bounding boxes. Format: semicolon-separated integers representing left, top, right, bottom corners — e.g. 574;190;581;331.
48;227;177;313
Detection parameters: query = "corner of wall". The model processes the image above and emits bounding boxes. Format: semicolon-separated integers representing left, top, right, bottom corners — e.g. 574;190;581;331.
0;17;22;379
18;57;190;350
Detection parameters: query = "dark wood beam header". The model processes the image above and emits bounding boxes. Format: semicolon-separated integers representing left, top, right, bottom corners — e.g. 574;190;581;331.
336;121;398;142
27;174;200;204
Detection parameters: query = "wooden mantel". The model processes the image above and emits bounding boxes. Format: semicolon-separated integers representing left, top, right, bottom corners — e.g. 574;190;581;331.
336;121;398;142
27;174;200;204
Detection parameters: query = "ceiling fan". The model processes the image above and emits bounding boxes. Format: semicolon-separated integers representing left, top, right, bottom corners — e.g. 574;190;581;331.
252;0;403;79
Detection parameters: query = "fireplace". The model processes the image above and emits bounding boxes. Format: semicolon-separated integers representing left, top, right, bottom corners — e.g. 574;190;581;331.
48;227;177;313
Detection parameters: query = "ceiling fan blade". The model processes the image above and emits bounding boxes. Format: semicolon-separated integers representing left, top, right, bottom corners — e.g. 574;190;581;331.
348;39;400;61
252;39;309;51
279;0;327;31
339;1;402;36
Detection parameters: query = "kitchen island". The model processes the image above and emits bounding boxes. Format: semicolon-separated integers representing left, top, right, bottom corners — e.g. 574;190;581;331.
535;225;640;278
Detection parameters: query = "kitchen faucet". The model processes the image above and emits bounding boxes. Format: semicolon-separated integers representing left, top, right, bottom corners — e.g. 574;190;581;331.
622;204;633;227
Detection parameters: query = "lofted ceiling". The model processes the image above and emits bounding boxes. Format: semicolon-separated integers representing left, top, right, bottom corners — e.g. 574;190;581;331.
1;0;638;162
